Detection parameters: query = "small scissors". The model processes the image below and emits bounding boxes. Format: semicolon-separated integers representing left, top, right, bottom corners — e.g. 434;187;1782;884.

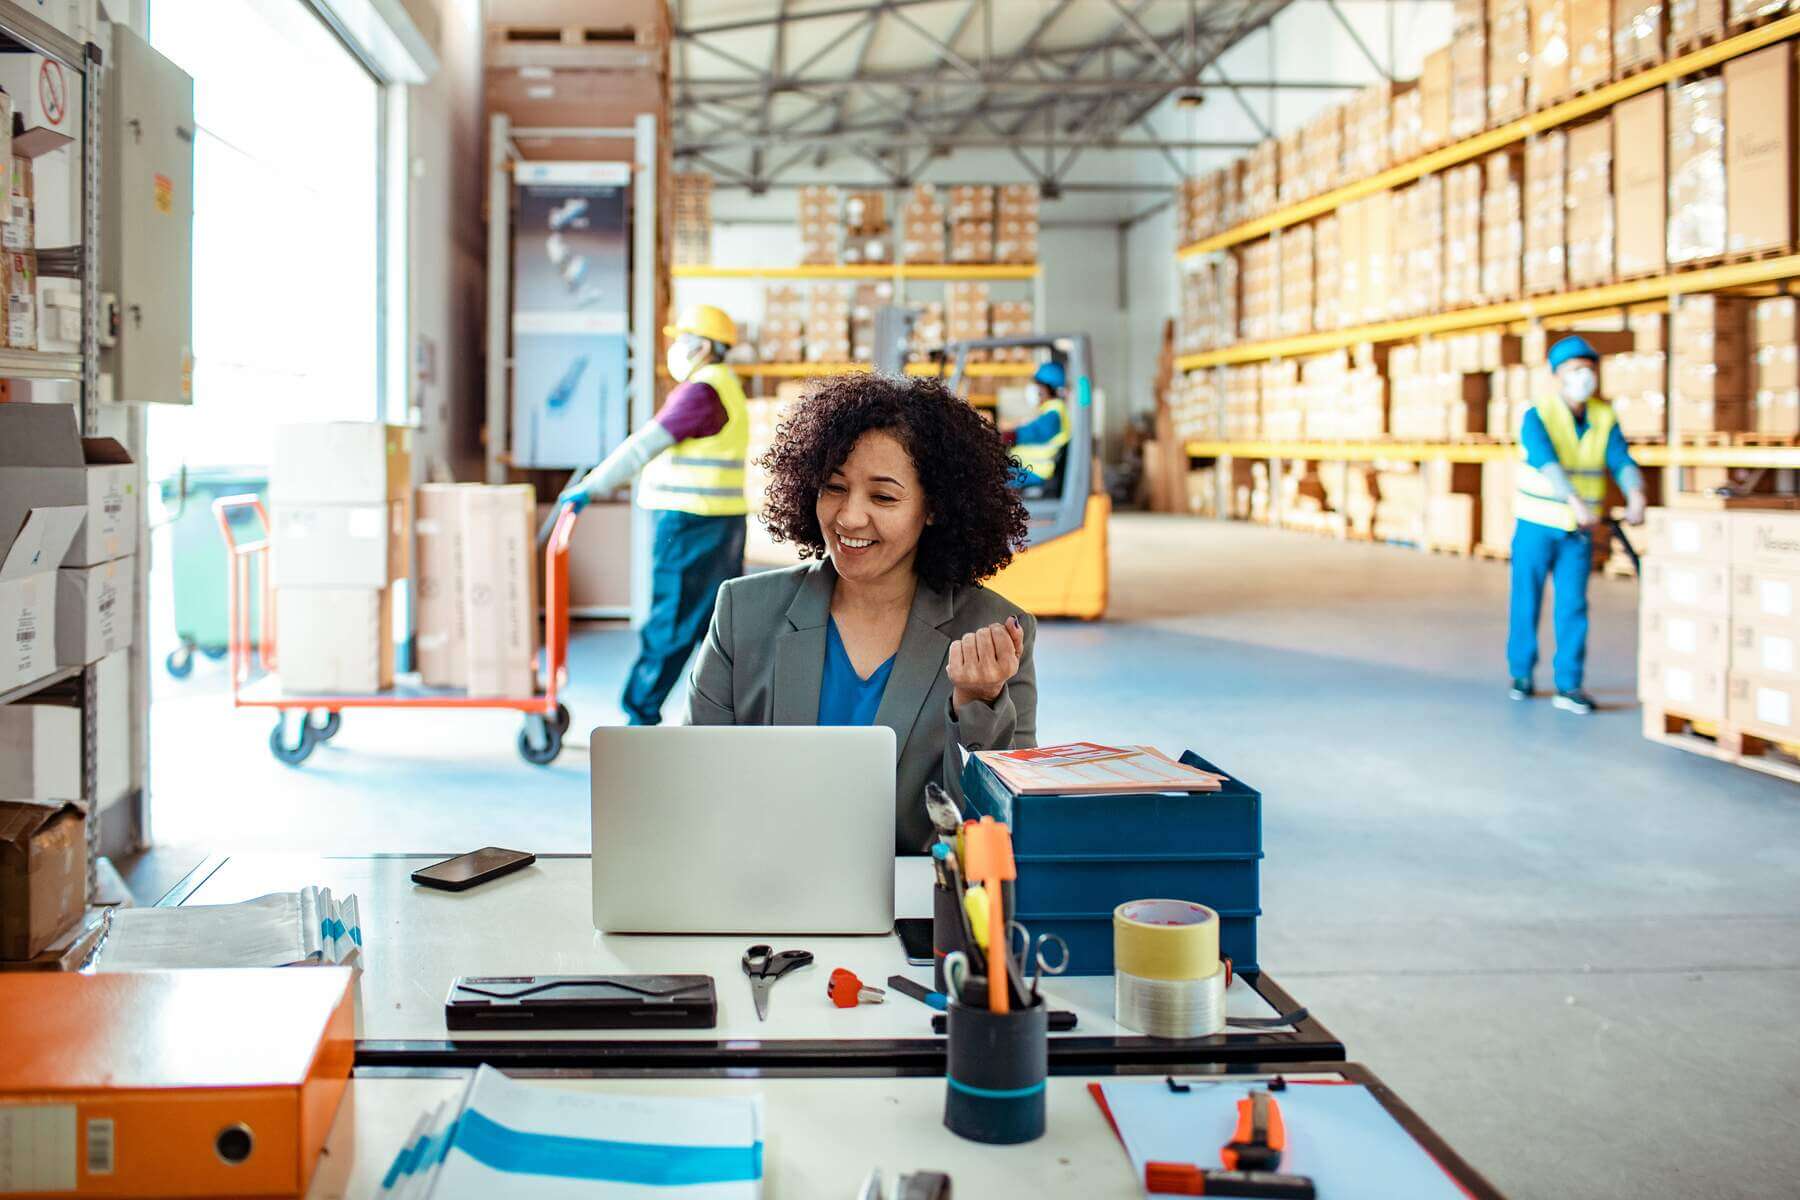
742;944;814;1021
1007;921;1070;1002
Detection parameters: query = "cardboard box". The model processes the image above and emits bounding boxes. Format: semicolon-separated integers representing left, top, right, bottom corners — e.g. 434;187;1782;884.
1530;0;1571;108
1614;0;1666;72
3;154;31;252
270;503;399;589
1669;75;1727;263
0;800;84;961
1733;619;1800;678
1643;559;1731;614
0;54;80;156
1421;47;1453;150
1756;296;1797;345
0;506;81;692
416;484;469;688
461;485;537;698
0;403;139;567
1733;565;1800;624
1612;89;1663;277
1724;43;1795;256
275;587;393;694
1569;0;1612;92
1728;673;1800;737
1671;0;1725;45
1640;652;1728;717
1641;606;1731;662
271;423;413;507
54;555;133;667
1729;508;1800;571
1646;507;1731;561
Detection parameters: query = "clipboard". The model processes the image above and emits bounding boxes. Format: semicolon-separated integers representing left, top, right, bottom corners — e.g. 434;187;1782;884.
445;974;718;1030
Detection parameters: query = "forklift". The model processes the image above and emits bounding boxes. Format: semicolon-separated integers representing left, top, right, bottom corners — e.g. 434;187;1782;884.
874;311;1109;620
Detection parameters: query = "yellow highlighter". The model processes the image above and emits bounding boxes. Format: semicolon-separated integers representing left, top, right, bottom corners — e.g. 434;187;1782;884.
964;884;992;950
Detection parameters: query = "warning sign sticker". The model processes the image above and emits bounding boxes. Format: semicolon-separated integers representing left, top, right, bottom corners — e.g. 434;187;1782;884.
38;60;66;128
154;173;173;214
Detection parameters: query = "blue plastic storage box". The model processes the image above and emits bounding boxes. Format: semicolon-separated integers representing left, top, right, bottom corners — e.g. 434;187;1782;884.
959;750;1262;976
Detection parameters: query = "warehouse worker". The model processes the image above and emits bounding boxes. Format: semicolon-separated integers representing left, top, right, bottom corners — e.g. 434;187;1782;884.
1508;334;1647;716
1002;360;1071;493
561;304;749;725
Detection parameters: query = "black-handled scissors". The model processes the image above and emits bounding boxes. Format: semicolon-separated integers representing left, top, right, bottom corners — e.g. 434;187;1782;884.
742;944;814;1021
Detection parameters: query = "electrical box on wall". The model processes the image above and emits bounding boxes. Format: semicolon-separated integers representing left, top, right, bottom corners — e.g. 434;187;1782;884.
102;24;192;404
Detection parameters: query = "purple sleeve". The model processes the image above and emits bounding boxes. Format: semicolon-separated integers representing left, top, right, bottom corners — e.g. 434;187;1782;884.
654;381;727;442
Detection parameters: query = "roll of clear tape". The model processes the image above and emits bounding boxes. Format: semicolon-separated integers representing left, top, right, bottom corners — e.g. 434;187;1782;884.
1113;899;1221;981
1115;964;1228;1039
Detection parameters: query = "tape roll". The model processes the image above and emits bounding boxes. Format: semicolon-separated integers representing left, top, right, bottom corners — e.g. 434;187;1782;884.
1113;899;1221;981
1115;964;1227;1039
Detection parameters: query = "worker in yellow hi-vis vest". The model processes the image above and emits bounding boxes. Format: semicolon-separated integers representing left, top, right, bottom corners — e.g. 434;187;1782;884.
562;304;749;724
1508;334;1648;716
1002;360;1072;493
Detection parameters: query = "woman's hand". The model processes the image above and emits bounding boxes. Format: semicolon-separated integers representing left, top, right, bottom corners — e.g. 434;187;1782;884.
948;616;1026;713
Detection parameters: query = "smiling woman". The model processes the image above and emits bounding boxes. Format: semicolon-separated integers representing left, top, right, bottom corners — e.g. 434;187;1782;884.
683;374;1038;852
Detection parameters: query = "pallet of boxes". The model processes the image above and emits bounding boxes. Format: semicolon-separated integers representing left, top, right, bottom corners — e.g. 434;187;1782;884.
1641;506;1800;784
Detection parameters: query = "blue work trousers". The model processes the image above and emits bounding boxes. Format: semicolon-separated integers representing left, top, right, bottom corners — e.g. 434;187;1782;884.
621;509;746;725
1507;519;1592;693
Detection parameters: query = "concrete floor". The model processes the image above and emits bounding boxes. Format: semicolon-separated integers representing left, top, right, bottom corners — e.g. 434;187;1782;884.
147;513;1800;1199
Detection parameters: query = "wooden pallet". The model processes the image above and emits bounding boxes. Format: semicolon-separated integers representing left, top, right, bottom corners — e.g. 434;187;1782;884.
1725;7;1794;36
1624;434;1668;445
491;22;652;47
1612;53;1669;81
1642;705;1740;763
1425;540;1474;557
1736;431;1800;446
1725;243;1795;266
1671;28;1730;58
1672;430;1736;447
1474;542;1511;562
1737;729;1800;784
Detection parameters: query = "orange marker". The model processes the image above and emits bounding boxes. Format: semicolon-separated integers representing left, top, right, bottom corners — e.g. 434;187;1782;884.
962;815;1017;1014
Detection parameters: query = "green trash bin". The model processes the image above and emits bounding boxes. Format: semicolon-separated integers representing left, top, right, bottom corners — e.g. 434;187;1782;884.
159;468;267;679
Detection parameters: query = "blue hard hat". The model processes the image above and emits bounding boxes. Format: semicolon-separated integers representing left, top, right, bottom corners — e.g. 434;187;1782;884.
1033;361;1067;391
1547;335;1599;371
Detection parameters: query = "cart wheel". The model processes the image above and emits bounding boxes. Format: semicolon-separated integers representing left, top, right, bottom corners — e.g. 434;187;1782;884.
552;703;571;735
269;716;317;766
165;645;195;679
309;710;342;742
200;645;228;662
518;715;564;766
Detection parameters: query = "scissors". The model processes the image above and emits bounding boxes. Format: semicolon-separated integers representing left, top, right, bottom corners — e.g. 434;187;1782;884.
742;944;814;1021
1007;921;1070;1003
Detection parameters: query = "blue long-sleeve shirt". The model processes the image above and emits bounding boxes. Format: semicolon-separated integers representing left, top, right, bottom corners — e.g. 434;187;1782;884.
1519;406;1644;494
1012;405;1064;447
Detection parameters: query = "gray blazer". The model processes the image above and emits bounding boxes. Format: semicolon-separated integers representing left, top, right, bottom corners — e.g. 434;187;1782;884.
684;559;1039;852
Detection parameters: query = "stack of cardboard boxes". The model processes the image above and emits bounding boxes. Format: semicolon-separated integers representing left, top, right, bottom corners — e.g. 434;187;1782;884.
1564;117;1614;286
1612;89;1667;279
1568;0;1613;92
1481;150;1525;301
1524;132;1568;296
1726;510;1800;752
1277;129;1307;208
1259;360;1303;440
1424;461;1484;554
803;284;851;365
1224;366;1261;440
1391;79;1426;163
0;404;138;696
1640;507;1734;729
798;187;839;266
1668;76;1727;265
907;301;945;364
1671;0;1726;46
1615;0;1667;73
989;300;1034;363
1395;175;1445;319
1529;0;1572;109
1443;163;1484;309
1753;297;1799;436
1312;215;1341;332
1602;346;1671;439
901;185;947;265
1374;464;1427;544
946;282;990;360
744;384;806;566
671;171;712;267
1278;225;1314;336
270;424;412;695
1420;48;1454;152
1343;82;1392;180
1388;341;1490;438
995;185;1040;264
1301;108;1344;199
841;190;890;266
1671;294;1750;435
1488;0;1531;125
1451;0;1488;139
949;186;995;264
1723;42;1794;260
758;285;806;363
1242;141;1279;216
415;480;537;698
1238;237;1278;343
1487;362;1534;439
1178;260;1234;355
5;155;35;350
1167;369;1222;444
1480;453;1517;552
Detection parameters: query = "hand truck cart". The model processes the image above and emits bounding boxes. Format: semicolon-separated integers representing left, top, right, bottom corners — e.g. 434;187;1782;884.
213;495;577;767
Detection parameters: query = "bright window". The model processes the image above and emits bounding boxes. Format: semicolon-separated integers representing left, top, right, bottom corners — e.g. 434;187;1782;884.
146;0;382;477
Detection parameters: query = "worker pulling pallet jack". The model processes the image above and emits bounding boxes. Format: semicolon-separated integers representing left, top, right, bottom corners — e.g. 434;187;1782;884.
559;304;751;726
1507;334;1649;715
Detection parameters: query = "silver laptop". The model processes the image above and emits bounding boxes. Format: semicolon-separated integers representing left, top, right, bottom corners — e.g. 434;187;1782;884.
590;726;897;935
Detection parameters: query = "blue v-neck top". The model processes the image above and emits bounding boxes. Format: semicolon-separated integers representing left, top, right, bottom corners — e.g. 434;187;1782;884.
818;618;896;726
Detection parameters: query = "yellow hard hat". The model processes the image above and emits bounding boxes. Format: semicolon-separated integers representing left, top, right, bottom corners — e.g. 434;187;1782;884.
663;303;737;347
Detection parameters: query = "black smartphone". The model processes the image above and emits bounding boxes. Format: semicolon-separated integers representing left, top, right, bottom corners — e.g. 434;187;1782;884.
896;917;934;966
411;847;536;892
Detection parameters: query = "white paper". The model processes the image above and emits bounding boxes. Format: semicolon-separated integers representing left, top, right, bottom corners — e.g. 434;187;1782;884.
1760;578;1793;618
1667;617;1698;656
1668;568;1701;607
1764;635;1795;675
1756;687;1793;729
1666;666;1695;705
90;887;360;970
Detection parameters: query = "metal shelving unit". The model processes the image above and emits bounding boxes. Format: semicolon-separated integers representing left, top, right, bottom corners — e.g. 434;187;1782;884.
0;1;106;903
735;360;1034;379
674;264;1040;281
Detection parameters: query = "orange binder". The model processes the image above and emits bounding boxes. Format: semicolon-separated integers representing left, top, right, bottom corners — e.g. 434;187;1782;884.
0;968;355;1197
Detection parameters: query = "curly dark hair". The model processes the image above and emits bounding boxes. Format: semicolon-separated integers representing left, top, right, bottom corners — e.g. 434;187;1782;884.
759;373;1030;591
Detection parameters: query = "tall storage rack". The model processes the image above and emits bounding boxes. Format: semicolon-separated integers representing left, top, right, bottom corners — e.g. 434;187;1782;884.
0;2;107;902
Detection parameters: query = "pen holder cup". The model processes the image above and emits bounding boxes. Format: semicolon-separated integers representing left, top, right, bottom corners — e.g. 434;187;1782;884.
932;882;968;993
943;998;1048;1145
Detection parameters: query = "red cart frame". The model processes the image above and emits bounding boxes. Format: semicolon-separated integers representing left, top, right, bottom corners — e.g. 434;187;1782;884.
213;495;579;766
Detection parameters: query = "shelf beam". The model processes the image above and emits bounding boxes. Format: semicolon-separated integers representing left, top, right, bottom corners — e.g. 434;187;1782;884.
1177;12;1800;259
673;263;1040;280
1181;439;1800;470
1175;254;1800;370
0;666;81;709
737;361;1034;378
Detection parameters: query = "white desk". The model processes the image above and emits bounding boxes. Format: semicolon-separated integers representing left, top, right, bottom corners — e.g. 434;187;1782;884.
170;855;1337;1064
304;1066;1500;1200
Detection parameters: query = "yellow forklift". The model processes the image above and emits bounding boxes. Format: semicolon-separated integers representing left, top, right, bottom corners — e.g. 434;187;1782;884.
944;333;1110;620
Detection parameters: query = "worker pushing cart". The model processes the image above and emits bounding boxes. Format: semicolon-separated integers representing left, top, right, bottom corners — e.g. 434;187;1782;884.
561;303;751;726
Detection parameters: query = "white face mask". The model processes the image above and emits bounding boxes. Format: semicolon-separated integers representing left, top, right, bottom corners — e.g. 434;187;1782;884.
666;341;705;383
1559;365;1597;405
